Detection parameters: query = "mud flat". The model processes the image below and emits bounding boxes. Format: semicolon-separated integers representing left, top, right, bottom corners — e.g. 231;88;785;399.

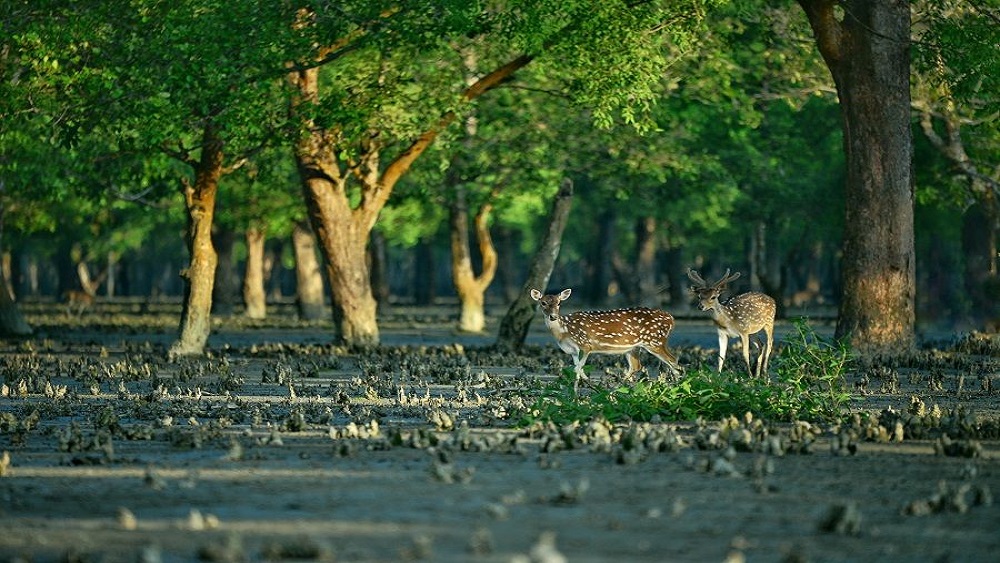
1;307;998;562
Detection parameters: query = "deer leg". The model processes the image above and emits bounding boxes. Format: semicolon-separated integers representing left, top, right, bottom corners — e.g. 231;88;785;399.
572;351;590;394
740;333;753;377
647;344;680;376
625;350;642;380
716;331;728;372
761;326;774;377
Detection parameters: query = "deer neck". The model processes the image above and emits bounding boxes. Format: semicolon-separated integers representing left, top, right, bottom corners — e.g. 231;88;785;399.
709;303;741;335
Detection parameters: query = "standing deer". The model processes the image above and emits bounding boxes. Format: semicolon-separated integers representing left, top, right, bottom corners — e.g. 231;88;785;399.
62;289;95;318
530;288;680;394
687;269;776;378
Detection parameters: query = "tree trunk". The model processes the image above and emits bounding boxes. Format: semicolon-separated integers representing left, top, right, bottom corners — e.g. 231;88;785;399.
0;216;31;336
105;252;117;298
300;177;380;345
369;229;391;313
450;185;499;333
962;198;998;323
265;239;283;300
243;226;267;319
449;48;499;332
0;268;31;337
635;216;658;308
169;124;224;357
753;221;787;319
588;208;617;306
798;0;915;353
289;68;388;345
496;178;574;350
288;55;532;346
916;107;1000;324
291;220;326;321
663;244;688;312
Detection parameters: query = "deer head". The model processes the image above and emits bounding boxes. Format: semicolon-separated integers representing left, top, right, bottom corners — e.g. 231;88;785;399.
687;268;741;311
529;288;572;322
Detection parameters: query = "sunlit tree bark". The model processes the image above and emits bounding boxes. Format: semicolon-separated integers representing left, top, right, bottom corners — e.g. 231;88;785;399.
798;0;915;353
291;221;326;321
170;124;224;357
243;226;267;319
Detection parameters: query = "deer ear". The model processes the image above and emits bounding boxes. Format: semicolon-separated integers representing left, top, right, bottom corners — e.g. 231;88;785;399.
529;289;542;301
559;288;572;300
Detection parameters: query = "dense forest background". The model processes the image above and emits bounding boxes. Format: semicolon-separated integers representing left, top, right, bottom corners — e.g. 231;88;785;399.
1;1;998;352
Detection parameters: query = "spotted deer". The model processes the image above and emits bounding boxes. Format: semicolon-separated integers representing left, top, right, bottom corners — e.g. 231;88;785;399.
62;289;95;317
530;288;680;394
687;269;776;378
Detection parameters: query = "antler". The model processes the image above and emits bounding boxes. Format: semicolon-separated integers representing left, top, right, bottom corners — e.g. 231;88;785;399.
686;268;708;287
713;269;741;287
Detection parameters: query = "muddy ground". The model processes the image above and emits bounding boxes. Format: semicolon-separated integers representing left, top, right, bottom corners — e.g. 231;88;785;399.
0;301;998;562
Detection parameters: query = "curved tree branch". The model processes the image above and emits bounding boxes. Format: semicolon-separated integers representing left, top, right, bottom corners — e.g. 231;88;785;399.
797;0;845;67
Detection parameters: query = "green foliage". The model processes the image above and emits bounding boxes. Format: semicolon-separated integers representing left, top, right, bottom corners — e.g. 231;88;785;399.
497;0;721;130
770;318;853;396
520;320;852;426
377;197;446;248
215;146;303;237
914;0;1000;114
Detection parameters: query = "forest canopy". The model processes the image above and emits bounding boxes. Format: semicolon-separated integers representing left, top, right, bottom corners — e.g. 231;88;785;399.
1;0;998;352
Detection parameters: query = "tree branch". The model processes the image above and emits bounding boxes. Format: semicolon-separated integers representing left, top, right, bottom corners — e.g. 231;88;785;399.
374;54;535;210
796;0;844;66
917;107;1000;197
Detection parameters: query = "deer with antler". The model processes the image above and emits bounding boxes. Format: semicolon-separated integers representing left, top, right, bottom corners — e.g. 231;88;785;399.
687;269;776;378
530;288;680;394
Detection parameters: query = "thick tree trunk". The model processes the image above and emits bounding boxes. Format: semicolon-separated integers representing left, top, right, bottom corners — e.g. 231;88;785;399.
496;178;574;350
169;125;224;357
243;226;267;319
289;69;385;345
300;177;380;345
288;55;532;346
370;230;390;312
291;221;326;321
799;0;915;353
450;185;499;333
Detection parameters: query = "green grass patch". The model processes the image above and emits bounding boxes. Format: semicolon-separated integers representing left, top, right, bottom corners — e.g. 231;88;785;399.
519;319;853;425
